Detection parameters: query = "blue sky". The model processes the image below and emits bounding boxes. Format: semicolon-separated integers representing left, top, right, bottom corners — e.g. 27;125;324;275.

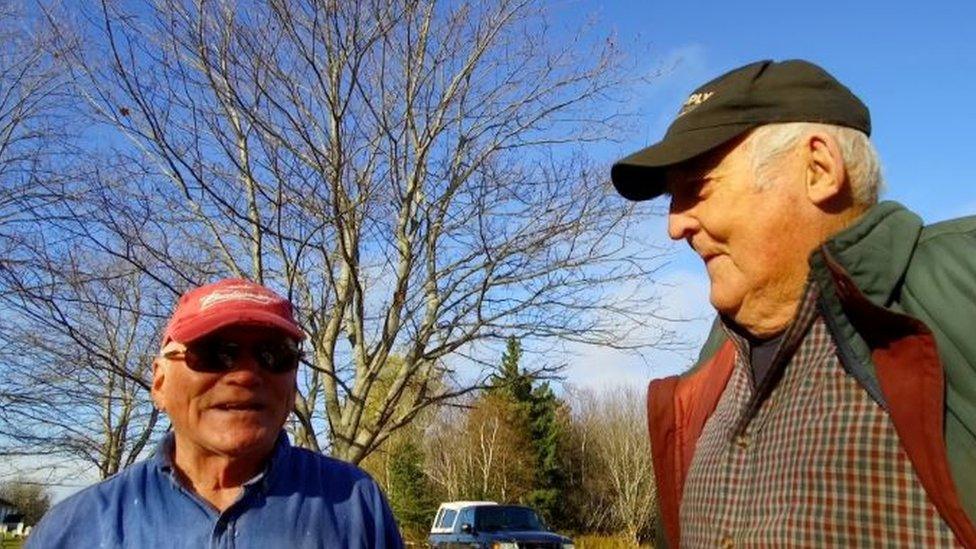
560;0;976;390
597;0;976;221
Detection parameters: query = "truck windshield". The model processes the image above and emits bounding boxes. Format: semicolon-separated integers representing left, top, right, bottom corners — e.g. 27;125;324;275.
474;506;544;532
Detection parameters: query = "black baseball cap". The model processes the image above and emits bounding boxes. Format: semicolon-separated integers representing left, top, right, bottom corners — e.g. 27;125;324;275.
611;59;871;201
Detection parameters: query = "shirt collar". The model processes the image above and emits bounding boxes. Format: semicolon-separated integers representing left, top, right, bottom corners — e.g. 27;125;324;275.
720;280;820;358
152;430;292;493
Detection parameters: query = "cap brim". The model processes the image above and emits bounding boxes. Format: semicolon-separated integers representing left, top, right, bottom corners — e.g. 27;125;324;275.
168;310;305;345
611;123;755;201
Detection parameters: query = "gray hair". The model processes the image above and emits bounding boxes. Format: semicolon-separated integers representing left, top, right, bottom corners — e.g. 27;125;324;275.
746;122;883;206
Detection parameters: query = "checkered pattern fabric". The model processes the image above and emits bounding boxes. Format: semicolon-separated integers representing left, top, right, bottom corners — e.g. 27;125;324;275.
680;287;961;548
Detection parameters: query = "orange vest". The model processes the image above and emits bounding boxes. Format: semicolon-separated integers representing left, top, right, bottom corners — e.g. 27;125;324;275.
647;277;976;548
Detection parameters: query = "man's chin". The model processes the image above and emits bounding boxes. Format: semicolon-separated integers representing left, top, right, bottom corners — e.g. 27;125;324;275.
206;428;279;457
708;291;741;319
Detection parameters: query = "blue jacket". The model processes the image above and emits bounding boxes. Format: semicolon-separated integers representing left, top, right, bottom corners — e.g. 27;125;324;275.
27;433;404;548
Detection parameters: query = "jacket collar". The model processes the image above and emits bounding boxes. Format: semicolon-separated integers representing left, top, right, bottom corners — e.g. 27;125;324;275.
153;430;291;494
813;201;923;308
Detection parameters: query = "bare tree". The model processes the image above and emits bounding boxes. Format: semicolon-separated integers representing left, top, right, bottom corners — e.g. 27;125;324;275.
28;0;675;465
0;1;71;268
421;403;466;500
421;393;534;503
0;2;162;481
467;392;535;502
0;247;163;478
568;386;657;543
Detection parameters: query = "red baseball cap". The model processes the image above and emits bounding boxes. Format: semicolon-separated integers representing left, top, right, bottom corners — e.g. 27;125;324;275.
161;278;305;346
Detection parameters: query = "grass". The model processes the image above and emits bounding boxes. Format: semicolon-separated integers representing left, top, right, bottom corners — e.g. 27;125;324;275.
572;534;654;549
404;533;653;548
0;531;652;548
0;536;23;549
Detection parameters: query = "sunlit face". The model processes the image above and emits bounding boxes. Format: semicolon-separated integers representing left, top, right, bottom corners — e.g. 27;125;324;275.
665;136;812;332
152;326;298;461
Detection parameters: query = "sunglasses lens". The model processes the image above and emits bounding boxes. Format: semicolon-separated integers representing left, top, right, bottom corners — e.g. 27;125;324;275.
185;340;238;373
185;339;300;373
256;342;301;373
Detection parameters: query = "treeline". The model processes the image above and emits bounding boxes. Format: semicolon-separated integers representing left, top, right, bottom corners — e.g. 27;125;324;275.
360;338;658;544
0;482;50;526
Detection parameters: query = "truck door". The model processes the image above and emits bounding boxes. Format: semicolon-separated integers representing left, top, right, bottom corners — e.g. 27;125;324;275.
455;507;477;548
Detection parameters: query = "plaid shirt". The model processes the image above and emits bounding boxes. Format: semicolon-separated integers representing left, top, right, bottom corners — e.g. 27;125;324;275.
680;286;961;548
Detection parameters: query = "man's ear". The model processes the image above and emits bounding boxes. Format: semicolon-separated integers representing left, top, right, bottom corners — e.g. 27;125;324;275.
804;132;848;206
151;358;167;412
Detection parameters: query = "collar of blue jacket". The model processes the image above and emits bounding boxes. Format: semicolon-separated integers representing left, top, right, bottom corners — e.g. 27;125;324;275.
26;431;405;548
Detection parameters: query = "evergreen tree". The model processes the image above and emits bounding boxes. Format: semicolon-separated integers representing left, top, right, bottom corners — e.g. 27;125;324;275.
489;336;566;526
492;336;532;402
386;438;438;538
526;381;566;527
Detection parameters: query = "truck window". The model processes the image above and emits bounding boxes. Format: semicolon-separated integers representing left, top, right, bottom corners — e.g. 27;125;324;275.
438;509;457;530
458;507;474;529
475;506;544;532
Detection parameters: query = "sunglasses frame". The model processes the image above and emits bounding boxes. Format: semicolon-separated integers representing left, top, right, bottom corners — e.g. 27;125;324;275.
162;337;303;374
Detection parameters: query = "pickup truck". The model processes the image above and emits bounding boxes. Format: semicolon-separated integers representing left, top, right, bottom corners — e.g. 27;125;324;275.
428;501;574;549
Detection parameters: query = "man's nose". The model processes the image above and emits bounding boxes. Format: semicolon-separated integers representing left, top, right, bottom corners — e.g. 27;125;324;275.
667;200;700;241
223;354;263;386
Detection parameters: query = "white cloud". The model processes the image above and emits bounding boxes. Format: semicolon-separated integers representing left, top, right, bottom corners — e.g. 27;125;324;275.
562;264;714;392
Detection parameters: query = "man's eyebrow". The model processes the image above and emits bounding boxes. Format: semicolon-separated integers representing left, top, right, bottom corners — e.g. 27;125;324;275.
666;168;713;189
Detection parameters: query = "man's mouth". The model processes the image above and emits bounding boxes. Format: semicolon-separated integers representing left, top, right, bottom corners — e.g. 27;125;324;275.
689;240;721;262
213;402;264;411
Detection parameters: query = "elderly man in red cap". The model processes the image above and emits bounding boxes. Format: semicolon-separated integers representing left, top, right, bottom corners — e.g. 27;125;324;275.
613;60;976;547
29;278;404;548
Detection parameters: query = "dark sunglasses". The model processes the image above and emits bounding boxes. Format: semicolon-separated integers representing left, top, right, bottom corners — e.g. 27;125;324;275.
163;337;303;374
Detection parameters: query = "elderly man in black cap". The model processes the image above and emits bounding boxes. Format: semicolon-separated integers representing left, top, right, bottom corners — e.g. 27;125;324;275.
613;60;976;547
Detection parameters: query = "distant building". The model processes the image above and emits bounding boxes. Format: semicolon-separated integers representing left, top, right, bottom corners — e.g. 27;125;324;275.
0;497;18;524
1;496;29;536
